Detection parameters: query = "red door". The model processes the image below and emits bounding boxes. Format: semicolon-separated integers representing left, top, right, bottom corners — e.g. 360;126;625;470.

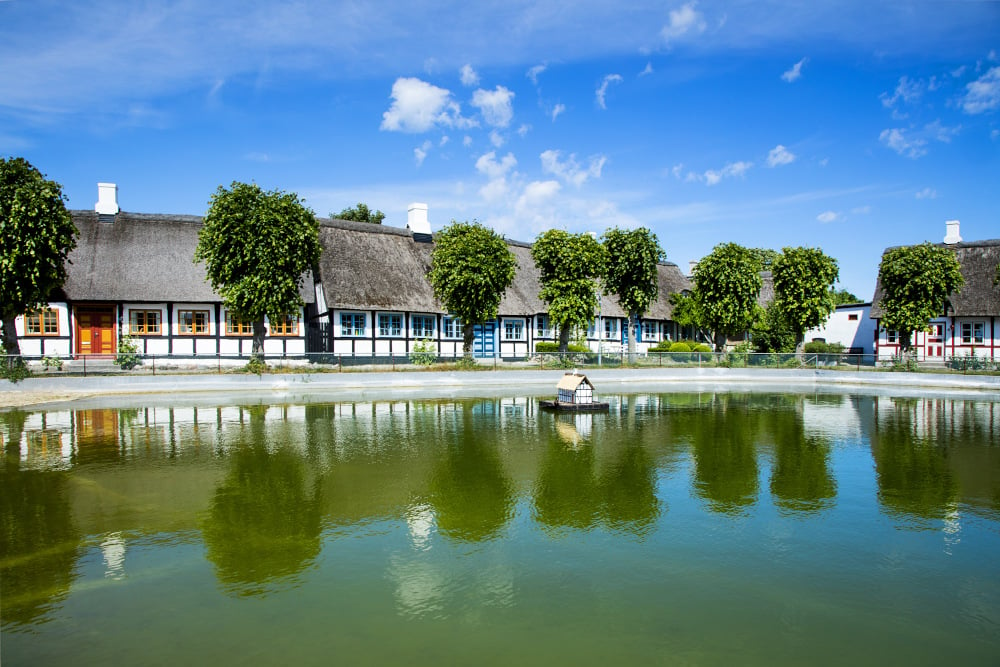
76;307;116;356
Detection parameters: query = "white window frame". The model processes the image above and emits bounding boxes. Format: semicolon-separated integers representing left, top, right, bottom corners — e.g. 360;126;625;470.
503;318;525;341
443;316;462;339
536;315;553;338
340;312;366;337
886;329;898;344
378;313;403;338
961;321;985;345
411;314;435;339
641;320;659;341
603;318;619;340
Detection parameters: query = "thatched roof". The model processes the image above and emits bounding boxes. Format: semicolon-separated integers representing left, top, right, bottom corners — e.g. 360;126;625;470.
557;373;592;391
61;211;315;304
758;271;775;308
315;219;692;320
870;239;1000;318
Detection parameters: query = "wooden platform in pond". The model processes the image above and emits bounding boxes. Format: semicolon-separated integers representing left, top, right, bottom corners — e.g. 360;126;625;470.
539;400;610;413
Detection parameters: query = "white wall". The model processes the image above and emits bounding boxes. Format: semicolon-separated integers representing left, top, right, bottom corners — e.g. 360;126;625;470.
806;304;875;354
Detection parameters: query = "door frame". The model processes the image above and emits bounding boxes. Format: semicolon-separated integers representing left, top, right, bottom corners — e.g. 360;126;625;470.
74;304;118;357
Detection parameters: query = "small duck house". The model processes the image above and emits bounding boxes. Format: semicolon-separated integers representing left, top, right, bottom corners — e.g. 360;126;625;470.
557;373;595;404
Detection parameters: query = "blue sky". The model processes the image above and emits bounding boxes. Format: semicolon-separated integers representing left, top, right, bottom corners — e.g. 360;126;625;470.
2;0;998;300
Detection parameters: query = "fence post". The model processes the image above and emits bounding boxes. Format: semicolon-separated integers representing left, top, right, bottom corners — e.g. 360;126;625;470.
152;355;156;376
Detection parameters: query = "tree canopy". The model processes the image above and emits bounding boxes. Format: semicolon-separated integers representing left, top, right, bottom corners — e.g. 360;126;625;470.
831;288;862;305
602;227;664;357
532;230;606;353
876;242;964;353
0;157;77;358
428;221;517;358
772;246;840;347
692;243;763;352
194;182;320;360
335;203;385;225
751;302;797;353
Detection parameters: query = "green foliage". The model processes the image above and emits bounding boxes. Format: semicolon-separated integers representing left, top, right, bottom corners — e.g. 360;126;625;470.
410;339;437;366
692;243;763;351
114;333;142;370
244;356;267;375
669;292;702;328
831;288;861;305
751;301;797;353
773;247;840;345
532;230;606;351
692;343;712;353
803;340;845;354
876;242;964;353
601;227;663;320
41;355;63;371
0;157;77;358
535;341;590;353
335;202;385;224
749;248;780;270
195;182;320;359
428;221;517;357
668;341;692;352
0;355;30;382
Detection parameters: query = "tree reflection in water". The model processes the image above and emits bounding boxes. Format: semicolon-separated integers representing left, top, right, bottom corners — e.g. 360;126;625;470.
202;408;322;597
1;410;81;627
682;398;760;515
599;444;660;536
534;437;601;532
767;408;836;515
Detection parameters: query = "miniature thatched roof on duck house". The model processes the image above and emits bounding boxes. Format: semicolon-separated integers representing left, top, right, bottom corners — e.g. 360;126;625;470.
870;239;1000;319
60;210;315;305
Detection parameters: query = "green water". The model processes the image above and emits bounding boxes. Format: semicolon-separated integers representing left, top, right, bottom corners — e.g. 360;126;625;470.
2;391;999;666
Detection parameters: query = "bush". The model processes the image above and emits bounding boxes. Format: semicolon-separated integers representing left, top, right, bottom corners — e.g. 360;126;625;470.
115;333;142;370
41;355;63;371
804;340;845;354
536;341;590;353
410;339;437;366
668;342;692;352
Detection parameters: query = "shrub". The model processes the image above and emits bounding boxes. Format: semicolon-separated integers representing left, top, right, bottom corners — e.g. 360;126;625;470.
536;341;590;353
804;340;845;354
115;333;142;370
41;355;63;371
410;339;437;366
669;342;692;352
692;343;712;353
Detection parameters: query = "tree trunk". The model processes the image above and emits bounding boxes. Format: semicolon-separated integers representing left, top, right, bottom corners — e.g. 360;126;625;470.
899;328;913;356
627;313;638;361
462;322;475;359
252;319;266;361
1;316;22;361
558;324;571;354
713;331;726;353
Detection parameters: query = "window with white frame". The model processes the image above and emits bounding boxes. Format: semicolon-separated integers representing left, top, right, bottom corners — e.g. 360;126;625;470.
961;322;985;345
504;318;525;341
536;315;552;338
641;320;659;341
412;315;435;338
340;312;365;337
443;316;462;339
378;313;402;337
886;329;898;344
587;321;596;338
603;318;619;340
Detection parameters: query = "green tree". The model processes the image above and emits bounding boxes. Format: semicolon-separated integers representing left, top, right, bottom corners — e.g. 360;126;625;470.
692;243;763;352
428;221;517;359
601;227;664;359
0;158;77;360
751;301;796;353
876;242;964;355
334;202;385;225
772;246;840;348
194;182;320;362
531;230;606;353
831;288;861;305
750;247;780;270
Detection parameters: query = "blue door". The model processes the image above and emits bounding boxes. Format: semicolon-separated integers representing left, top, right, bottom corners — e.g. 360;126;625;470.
473;321;496;358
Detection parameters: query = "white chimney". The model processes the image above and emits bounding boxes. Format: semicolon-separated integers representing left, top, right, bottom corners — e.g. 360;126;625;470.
96;183;119;215
943;219;962;245
689;260;699;276
407;202;431;236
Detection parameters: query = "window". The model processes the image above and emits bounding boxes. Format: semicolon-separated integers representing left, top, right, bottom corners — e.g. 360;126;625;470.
270;314;299;336
443;316;462;339
129;310;161;335
536;315;552;338
641;320;659;341
886;329;898;344
504;319;525;341
848;314;859;321
604;318;619;340
961;322;985;345
340;313;365;337
179;310;209;335
24;308;59;336
412;315;435;338
225;312;252;336
379;313;402;337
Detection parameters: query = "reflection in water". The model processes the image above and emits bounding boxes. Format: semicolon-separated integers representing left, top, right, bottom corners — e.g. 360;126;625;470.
201;409;322;596
534;437;601;531
768;410;836;515
599;445;660;536
681;399;760;515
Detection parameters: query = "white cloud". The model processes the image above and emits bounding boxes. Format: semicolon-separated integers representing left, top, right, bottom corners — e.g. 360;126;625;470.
962;66;1000;114
517;124;531;137
817;211;840;223
781;58;807;83
517;180;561;210
439;135;450;146
879;128;927;158
925;119;961;142
471;85;515;127
766;144;795;167
596;74;623;109
661;2;706;43
671;163;684;179
489;129;505;147
475;151;517;179
540;150;606;187
244;152;270;162
459;64;479;87
479;177;509;202
527;64;547;86
703;161;752;185
915;187;937;199
880;75;923;108
851;205;871;215
640;62;654;77
381;77;474;133
463;135;473;147
551;103;566;121
414;140;432;166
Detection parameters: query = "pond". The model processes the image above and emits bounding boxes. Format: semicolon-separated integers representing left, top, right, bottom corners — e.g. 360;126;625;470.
2;390;999;666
